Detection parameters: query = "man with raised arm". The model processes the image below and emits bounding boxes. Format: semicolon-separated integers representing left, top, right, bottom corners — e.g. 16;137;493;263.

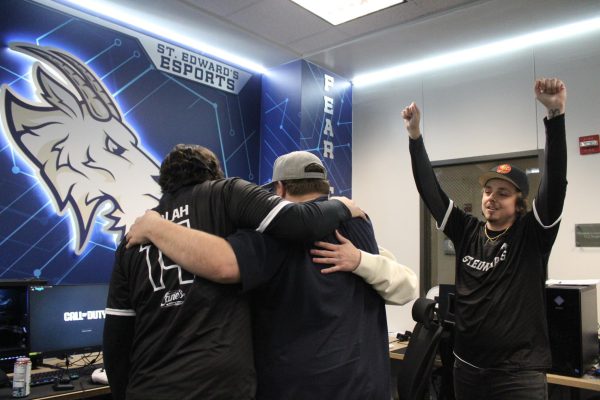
401;78;567;399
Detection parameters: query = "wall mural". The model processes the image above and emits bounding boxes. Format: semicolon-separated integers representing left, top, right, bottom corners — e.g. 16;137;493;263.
0;0;261;284
259;60;353;196
2;42;162;256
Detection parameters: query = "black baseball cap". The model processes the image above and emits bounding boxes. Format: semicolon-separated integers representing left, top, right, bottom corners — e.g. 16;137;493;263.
478;163;529;198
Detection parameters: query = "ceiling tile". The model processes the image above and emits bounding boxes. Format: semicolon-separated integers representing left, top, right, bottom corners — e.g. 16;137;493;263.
288;28;352;55
182;0;263;17
336;0;481;38
226;0;333;45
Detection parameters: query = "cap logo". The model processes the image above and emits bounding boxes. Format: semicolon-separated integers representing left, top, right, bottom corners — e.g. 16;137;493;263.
496;164;512;175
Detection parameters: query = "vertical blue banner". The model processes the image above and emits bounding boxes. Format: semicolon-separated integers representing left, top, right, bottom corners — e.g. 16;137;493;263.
260;60;352;195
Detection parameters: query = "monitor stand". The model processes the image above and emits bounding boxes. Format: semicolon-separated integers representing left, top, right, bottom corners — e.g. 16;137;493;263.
49;353;75;391
53;378;74;391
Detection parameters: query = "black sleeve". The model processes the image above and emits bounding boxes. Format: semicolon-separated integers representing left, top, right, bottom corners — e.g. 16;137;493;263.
103;315;134;400
534;114;567;225
227;179;351;241
103;244;134;400
409;136;451;223
265;200;350;240
227;229;288;292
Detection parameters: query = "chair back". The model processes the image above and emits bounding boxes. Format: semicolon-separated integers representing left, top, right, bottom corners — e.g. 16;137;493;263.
396;297;443;400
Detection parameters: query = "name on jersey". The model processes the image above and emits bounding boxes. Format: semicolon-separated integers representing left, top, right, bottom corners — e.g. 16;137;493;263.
64;310;105;321
161;289;186;308
462;243;508;272
162;205;189;221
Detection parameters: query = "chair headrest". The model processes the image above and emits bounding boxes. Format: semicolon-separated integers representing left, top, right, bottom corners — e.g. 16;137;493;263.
412;298;438;329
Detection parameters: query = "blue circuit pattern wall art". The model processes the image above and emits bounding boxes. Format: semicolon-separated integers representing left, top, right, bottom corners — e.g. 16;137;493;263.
0;0;261;284
260;60;352;196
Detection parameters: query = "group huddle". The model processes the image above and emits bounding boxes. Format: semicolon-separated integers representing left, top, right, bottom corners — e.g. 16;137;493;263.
103;78;567;400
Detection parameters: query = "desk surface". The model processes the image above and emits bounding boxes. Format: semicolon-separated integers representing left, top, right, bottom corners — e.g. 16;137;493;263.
0;379;109;400
0;357;109;400
388;339;600;392
546;374;600;392
389;339;408;360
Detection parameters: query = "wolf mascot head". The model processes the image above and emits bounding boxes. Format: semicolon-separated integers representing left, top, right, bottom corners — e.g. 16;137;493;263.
1;43;161;254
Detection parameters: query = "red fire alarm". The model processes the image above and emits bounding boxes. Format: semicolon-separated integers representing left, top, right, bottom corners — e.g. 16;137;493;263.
579;134;600;155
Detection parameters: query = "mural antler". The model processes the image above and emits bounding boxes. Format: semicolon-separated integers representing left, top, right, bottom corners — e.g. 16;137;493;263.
1;43;161;254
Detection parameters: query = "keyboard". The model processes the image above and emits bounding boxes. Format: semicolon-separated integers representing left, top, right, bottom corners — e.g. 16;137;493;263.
25;363;104;386
30;370;60;386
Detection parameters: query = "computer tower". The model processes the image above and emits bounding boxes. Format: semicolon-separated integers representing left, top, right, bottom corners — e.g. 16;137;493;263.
546;285;598;377
438;284;456;325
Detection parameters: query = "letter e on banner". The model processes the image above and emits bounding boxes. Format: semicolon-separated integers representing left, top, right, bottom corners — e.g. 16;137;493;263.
323;96;334;115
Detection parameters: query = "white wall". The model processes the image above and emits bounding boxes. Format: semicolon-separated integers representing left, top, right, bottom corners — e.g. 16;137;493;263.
352;1;600;333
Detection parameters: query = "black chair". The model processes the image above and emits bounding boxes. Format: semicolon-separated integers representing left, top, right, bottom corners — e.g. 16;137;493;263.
436;292;456;400
396;298;444;400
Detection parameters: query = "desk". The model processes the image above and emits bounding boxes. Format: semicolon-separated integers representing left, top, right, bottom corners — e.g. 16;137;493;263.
388;339;600;393
0;357;110;400
0;384;110;399
389;340;408;361
0;378;109;400
547;374;600;393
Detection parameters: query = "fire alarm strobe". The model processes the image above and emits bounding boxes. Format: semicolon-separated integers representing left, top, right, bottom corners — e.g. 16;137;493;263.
579;134;599;155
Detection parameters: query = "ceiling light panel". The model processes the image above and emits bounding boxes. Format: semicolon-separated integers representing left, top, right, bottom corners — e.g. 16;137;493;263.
291;0;406;25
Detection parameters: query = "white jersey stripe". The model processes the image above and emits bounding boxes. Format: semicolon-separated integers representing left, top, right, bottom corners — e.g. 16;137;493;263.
532;199;562;229
105;307;136;317
436;199;454;231
454;351;483;370
255;198;293;233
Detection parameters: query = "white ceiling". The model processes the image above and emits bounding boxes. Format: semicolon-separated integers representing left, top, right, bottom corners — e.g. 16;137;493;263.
65;0;600;80
182;0;482;56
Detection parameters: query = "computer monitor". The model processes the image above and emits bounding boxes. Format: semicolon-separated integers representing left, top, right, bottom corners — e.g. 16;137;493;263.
0;279;46;373
28;284;109;360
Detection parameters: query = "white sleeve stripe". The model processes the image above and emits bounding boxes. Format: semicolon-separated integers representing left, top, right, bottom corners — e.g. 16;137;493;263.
532;199;562;229
436;199;454;231
105;307;136;317
255;198;293;233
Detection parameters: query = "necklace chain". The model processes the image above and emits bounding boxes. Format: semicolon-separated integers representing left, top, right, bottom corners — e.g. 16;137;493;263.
483;225;510;244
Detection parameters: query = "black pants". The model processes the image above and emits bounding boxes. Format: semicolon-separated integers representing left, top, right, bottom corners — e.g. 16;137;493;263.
453;358;548;400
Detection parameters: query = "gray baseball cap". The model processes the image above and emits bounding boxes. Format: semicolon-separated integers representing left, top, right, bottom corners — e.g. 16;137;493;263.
262;151;327;190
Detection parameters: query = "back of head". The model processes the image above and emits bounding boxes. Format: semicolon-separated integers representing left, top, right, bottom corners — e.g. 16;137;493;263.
159;144;224;194
271;151;330;196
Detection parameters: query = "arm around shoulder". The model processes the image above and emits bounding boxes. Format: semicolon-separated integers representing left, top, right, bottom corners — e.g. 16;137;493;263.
127;211;240;283
353;247;418;305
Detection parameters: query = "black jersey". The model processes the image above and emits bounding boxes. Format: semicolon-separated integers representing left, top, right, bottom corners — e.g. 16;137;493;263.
409;115;567;369
104;178;351;400
444;207;559;369
228;197;390;400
